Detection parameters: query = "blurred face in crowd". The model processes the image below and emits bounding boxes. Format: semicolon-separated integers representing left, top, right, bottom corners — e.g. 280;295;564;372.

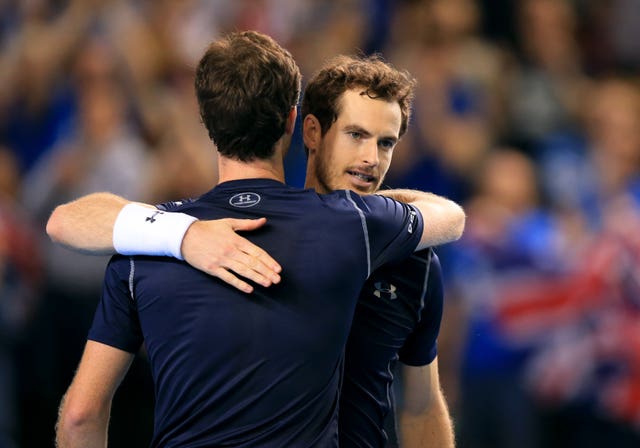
519;0;577;69
588;80;640;162
429;0;479;40
480;149;538;214
304;89;402;194
79;80;126;144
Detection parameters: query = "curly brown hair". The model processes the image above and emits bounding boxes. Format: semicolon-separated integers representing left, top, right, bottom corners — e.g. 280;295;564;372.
195;31;301;161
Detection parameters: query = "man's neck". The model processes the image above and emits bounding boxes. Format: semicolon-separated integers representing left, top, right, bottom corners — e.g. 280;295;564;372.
217;154;286;184
303;158;324;193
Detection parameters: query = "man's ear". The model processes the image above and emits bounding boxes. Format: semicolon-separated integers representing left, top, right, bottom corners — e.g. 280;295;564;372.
303;114;321;154
285;107;297;135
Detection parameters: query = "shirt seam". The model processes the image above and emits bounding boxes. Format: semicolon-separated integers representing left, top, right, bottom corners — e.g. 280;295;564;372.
416;249;432;323
345;190;371;277
128;257;135;301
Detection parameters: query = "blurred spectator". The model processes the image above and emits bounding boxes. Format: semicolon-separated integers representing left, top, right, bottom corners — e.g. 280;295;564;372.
385;0;504;203
539;77;640;227
19;35;154;447
22;35;150;231
145;64;219;201
0;0;97;174
0;148;43;448
500;217;640;447
443;148;562;448
505;0;589;151
497;77;640;447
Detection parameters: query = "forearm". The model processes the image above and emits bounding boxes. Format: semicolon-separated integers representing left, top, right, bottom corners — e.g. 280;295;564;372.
56;400;110;448
401;361;455;447
46;192;141;254
46;193;281;292
56;341;135;448
400;391;455;448
378;189;465;248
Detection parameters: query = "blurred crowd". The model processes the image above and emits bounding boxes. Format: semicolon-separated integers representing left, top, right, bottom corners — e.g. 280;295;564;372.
1;0;639;447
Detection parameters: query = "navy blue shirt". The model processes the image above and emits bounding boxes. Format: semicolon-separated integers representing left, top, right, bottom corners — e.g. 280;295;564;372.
88;179;423;448
339;249;444;447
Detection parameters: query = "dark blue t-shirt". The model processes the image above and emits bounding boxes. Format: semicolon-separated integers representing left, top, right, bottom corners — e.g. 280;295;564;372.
339;249;444;447
88;179;423;448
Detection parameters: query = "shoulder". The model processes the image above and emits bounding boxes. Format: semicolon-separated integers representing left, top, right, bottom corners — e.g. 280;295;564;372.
325;190;418;221
155;198;197;212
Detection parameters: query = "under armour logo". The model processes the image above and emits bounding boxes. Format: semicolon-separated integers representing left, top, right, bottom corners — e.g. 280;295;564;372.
373;282;398;300
229;192;261;208
145;211;164;223
408;210;417;234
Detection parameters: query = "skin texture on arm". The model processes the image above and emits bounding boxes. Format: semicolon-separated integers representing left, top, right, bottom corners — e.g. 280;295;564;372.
46;192;134;254
377;189;465;249
55;341;136;448
46;192;281;292
400;359;455;448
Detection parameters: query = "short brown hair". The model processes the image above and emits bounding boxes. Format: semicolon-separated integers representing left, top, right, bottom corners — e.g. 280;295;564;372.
195;31;301;161
301;55;416;146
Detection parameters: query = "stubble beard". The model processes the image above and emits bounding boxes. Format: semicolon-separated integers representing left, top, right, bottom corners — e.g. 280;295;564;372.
313;148;337;194
313;143;385;195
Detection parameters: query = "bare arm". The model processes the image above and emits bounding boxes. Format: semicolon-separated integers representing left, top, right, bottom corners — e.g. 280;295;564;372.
400;359;455;448
56;341;135;448
46;192;281;293
377;189;465;249
47;192;134;254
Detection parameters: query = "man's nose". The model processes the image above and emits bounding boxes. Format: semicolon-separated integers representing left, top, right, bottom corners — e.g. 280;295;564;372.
362;142;379;167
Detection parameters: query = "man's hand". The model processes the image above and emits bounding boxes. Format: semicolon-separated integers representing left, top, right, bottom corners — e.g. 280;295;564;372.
181;217;282;293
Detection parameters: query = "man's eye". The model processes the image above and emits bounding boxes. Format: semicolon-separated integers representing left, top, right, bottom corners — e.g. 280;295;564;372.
349;132;362;140
379;140;395;150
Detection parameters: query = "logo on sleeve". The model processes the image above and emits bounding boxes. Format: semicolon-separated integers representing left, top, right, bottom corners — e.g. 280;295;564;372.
229;192;261;208
145;210;164;223
373;282;398;300
408;210;417;234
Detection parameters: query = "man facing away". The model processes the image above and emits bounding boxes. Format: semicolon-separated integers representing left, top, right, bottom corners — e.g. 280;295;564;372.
53;31;463;448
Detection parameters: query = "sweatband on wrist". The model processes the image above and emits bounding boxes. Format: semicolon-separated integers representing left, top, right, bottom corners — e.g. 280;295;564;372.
113;203;198;260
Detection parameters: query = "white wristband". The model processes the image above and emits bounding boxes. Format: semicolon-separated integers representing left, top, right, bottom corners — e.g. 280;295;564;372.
113;203;198;260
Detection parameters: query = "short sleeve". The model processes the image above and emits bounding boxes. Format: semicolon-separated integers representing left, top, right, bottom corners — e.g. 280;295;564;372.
358;193;424;271
399;252;444;366
88;255;143;353
155;198;196;212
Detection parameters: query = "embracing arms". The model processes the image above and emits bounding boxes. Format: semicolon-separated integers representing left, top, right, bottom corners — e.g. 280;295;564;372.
46;192;281;293
46;189;464;290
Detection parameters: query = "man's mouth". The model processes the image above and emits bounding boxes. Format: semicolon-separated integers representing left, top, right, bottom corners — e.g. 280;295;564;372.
347;170;376;184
